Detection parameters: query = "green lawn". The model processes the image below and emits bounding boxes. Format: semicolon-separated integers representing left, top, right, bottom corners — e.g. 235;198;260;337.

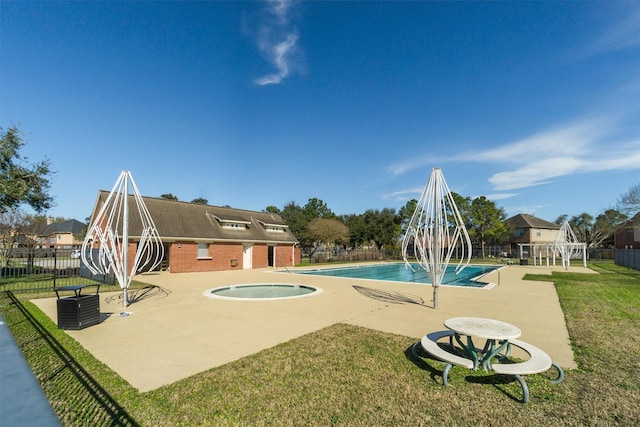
1;261;639;425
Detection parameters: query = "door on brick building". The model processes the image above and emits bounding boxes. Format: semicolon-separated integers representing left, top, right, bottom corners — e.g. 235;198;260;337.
243;244;252;269
267;245;274;267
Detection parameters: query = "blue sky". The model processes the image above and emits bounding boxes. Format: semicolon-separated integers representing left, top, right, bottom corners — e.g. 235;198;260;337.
2;1;639;223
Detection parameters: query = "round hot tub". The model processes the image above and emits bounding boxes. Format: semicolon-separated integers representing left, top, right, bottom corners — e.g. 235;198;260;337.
203;283;323;301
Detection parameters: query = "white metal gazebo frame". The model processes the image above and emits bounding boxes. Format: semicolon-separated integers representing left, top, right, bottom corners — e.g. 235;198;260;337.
81;171;164;307
552;220;587;269
401;168;472;309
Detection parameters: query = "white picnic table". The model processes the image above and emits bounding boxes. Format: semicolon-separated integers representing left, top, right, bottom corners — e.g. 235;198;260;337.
412;316;564;403
444;317;521;370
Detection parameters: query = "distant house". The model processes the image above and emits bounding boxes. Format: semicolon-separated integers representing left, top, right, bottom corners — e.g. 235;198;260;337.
503;214;560;257
614;212;640;249
40;219;86;250
88;191;300;273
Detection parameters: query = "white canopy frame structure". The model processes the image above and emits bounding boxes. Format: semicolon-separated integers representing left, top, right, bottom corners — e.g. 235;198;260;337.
81;171;164;307
516;243;586;268
401;168;472;309
553;220;587;269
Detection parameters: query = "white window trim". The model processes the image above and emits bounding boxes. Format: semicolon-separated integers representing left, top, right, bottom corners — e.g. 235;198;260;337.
197;243;212;260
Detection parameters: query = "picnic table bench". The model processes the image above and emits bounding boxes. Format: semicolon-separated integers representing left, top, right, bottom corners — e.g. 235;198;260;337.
491;338;564;403
413;319;565;403
412;330;474;385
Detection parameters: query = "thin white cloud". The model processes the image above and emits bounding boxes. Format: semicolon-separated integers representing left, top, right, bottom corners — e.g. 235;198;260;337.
253;0;303;86
387;156;433;176
485;193;519;201
255;33;299;85
489;157;587;191
584;6;640;57
486;127;640;191
485;125;639;191
387;116;612;178
464;118;608;164
270;0;291;21
388;113;639;194
381;187;424;203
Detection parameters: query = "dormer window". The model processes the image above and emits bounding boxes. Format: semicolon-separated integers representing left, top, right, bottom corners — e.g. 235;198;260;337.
223;222;247;230
209;213;250;230
257;220;288;233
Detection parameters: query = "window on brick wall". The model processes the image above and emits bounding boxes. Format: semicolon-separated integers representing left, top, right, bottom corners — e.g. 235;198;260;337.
197;243;210;258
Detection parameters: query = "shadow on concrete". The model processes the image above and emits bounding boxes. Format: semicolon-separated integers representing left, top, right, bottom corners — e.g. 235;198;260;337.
103;285;171;306
353;285;426;306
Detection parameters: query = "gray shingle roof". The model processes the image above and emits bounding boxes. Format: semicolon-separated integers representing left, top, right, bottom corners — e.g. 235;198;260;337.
504;213;559;230
44;219;86;235
91;191;298;244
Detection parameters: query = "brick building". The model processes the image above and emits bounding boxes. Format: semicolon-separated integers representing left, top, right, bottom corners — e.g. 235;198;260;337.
614;212;640;249
89;191;300;273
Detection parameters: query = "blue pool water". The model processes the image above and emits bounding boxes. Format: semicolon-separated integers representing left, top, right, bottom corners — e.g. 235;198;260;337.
295;263;498;288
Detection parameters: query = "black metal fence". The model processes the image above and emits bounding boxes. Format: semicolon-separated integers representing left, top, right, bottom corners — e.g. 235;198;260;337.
0;247;115;293
615;249;640;271
302;248;403;264
302;246;515;264
301;245;617;265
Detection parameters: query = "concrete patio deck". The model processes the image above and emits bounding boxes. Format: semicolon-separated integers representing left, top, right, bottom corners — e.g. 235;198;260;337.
31;263;587;392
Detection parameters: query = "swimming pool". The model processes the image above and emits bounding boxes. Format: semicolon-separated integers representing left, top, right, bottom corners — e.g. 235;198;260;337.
293;263;499;288
203;283;323;301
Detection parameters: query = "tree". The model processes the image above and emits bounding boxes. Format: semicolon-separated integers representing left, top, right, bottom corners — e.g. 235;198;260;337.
279;199;336;251
554;215;568;225
0;209;23;267
569;213;595;247
398;199;417;237
306;218;349;257
617;183;640;216
362;208;401;250
1;126;54;213
0;209;47;268
19;214;48;270
343;213;368;248
264;205;281;214
569;210;628;248
343;209;402;250
449;192;473;232
280;201;311;249
21;214;49;246
594;209;627;247
450;193;472;220
303;198;334;220
160;193;178;201
191;198;208;205
468;196;509;258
